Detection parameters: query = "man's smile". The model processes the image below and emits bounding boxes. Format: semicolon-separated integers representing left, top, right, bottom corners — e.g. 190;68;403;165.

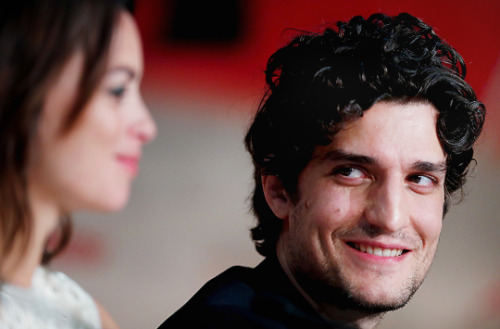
346;242;409;257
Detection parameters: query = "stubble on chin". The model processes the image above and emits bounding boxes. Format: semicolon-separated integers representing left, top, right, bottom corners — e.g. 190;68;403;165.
296;259;425;316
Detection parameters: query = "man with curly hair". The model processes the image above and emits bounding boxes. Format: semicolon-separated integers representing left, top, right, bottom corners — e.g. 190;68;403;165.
159;12;485;329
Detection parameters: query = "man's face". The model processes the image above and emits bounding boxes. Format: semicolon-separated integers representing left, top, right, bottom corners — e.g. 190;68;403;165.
272;101;446;312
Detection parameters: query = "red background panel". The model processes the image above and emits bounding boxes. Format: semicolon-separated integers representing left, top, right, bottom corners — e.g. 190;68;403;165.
135;0;500;105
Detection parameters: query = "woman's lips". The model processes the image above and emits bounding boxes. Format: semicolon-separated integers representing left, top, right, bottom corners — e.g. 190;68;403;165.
116;154;140;176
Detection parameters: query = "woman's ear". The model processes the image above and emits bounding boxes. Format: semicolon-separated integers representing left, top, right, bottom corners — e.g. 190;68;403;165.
261;175;290;220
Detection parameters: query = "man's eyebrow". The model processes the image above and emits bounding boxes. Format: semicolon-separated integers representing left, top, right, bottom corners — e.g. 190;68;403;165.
319;150;377;165
411;161;447;173
319;149;447;173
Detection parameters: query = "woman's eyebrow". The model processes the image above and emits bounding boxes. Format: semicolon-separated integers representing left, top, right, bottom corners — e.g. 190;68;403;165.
107;66;135;79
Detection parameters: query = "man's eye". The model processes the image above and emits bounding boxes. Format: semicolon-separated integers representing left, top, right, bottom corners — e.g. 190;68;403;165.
408;174;436;187
335;167;364;178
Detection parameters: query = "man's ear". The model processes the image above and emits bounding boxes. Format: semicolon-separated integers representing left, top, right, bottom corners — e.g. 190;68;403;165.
261;175;290;220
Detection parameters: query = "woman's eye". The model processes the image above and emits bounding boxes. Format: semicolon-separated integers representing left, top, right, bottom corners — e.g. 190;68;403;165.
109;86;126;98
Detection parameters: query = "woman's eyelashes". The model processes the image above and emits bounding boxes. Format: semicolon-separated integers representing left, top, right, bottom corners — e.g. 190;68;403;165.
108;85;126;99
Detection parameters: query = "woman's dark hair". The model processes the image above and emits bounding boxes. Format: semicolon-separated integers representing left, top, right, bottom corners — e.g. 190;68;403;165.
0;0;134;268
245;12;486;257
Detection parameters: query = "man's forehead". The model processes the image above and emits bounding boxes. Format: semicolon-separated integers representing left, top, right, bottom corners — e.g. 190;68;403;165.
312;101;446;165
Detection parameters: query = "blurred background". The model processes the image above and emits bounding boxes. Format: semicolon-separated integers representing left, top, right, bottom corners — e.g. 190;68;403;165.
53;0;500;328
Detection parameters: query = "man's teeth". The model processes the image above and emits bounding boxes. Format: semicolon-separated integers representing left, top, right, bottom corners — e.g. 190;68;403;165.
354;243;403;257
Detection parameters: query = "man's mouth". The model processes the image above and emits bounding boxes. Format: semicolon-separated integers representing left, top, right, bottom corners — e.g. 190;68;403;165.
347;242;409;257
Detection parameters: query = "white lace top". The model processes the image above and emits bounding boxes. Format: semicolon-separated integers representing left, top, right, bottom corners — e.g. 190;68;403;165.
0;267;101;329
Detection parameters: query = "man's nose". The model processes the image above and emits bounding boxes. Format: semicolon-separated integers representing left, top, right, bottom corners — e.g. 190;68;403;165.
364;176;410;233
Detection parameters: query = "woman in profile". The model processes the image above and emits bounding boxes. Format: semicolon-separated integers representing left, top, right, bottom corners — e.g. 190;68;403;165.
0;0;156;327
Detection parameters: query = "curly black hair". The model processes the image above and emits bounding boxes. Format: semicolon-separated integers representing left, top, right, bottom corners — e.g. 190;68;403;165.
244;12;485;257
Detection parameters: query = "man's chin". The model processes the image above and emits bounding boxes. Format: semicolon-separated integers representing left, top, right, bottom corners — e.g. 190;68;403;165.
346;296;411;314
312;283;418;315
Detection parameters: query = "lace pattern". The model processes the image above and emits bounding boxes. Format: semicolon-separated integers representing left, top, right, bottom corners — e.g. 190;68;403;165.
0;267;101;329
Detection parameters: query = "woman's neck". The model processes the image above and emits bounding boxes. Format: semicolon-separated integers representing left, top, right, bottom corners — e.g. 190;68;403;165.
1;187;60;287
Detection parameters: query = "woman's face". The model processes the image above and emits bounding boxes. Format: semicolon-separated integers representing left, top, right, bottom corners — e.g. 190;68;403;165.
30;11;157;213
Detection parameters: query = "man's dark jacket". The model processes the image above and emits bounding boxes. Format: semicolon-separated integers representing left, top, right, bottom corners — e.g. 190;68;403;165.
157;257;353;329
